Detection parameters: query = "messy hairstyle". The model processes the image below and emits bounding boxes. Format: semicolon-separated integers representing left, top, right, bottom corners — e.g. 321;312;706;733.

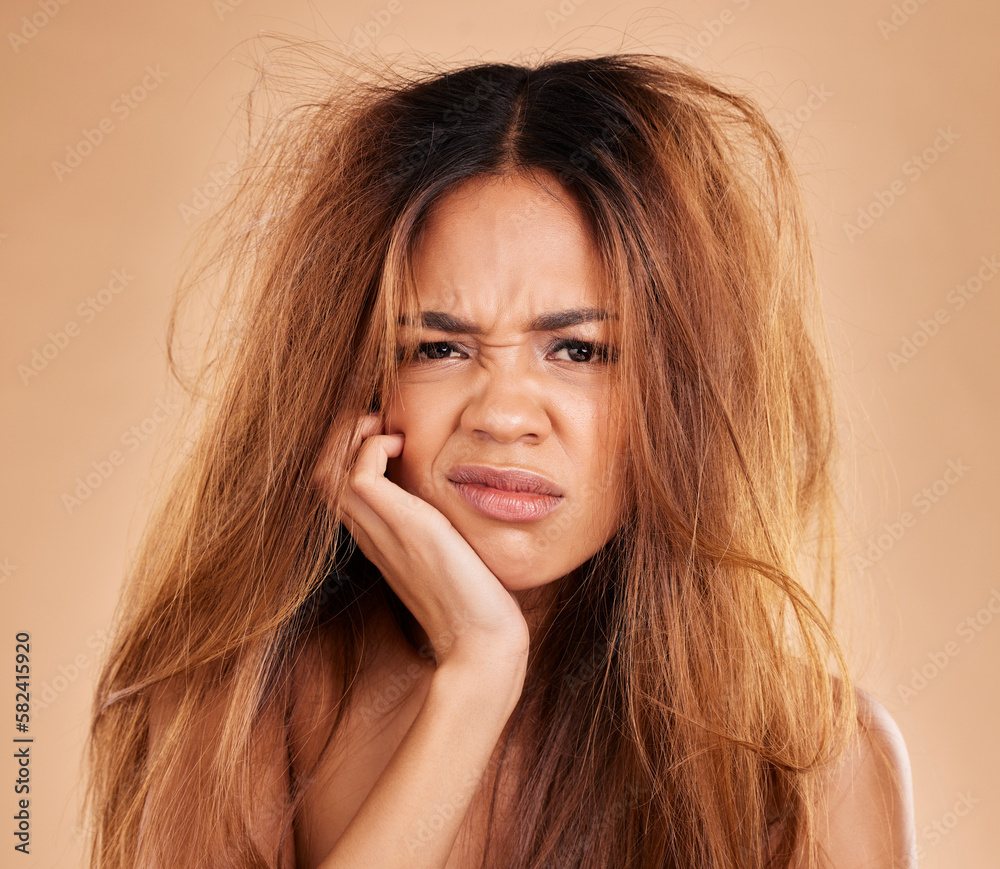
84;38;856;869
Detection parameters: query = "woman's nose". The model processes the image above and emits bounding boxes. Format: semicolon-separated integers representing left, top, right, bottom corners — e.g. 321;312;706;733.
459;368;552;444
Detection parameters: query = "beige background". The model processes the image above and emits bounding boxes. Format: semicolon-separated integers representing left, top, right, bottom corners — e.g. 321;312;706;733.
2;0;997;865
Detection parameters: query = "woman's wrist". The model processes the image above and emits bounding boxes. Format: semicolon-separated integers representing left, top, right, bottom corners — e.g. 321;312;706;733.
431;640;528;717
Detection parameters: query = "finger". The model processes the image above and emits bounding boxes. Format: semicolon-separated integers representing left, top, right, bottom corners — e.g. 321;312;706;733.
337;414;388;489
313;412;383;490
347;433;431;525
338;429;406;537
349;431;403;495
350;412;384;451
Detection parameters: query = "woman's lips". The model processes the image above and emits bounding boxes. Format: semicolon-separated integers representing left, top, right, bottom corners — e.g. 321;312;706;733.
447;464;563;495
450;481;563;522
447;464;564;522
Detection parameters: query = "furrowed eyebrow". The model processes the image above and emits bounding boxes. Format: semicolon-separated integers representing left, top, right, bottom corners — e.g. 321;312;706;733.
396;307;617;334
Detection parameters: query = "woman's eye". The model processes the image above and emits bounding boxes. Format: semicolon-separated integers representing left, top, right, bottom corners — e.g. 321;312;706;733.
550;339;616;364
396;339;616;364
398;341;464;362
421;341;463;360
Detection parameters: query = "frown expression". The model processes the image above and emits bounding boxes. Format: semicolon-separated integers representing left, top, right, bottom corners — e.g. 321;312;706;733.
384;170;626;591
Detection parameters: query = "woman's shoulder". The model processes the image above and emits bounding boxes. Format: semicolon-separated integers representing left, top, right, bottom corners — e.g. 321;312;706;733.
792;685;917;868
852;688;914;787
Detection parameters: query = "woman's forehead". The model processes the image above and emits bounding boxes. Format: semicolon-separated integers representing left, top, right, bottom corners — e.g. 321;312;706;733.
404;173;610;323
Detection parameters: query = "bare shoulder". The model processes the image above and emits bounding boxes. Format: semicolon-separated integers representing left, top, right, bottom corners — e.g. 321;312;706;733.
793;685;918;868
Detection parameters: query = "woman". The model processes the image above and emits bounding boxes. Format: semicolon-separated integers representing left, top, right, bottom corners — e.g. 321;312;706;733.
83;44;916;868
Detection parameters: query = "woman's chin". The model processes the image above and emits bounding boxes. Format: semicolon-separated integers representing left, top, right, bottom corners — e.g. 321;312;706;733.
477;552;569;592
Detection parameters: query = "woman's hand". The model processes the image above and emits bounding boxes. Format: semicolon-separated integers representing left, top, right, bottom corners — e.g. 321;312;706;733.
314;413;530;677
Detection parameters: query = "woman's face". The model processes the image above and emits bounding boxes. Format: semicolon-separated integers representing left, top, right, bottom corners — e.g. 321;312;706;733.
384;170;626;595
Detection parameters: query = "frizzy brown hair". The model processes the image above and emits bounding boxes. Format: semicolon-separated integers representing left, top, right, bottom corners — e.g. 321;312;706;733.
83;36;858;869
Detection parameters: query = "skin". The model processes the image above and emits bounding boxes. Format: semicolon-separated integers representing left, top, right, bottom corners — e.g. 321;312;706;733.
790;688;919;868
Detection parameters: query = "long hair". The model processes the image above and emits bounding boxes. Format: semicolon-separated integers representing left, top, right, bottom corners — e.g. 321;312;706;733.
83;38;857;869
